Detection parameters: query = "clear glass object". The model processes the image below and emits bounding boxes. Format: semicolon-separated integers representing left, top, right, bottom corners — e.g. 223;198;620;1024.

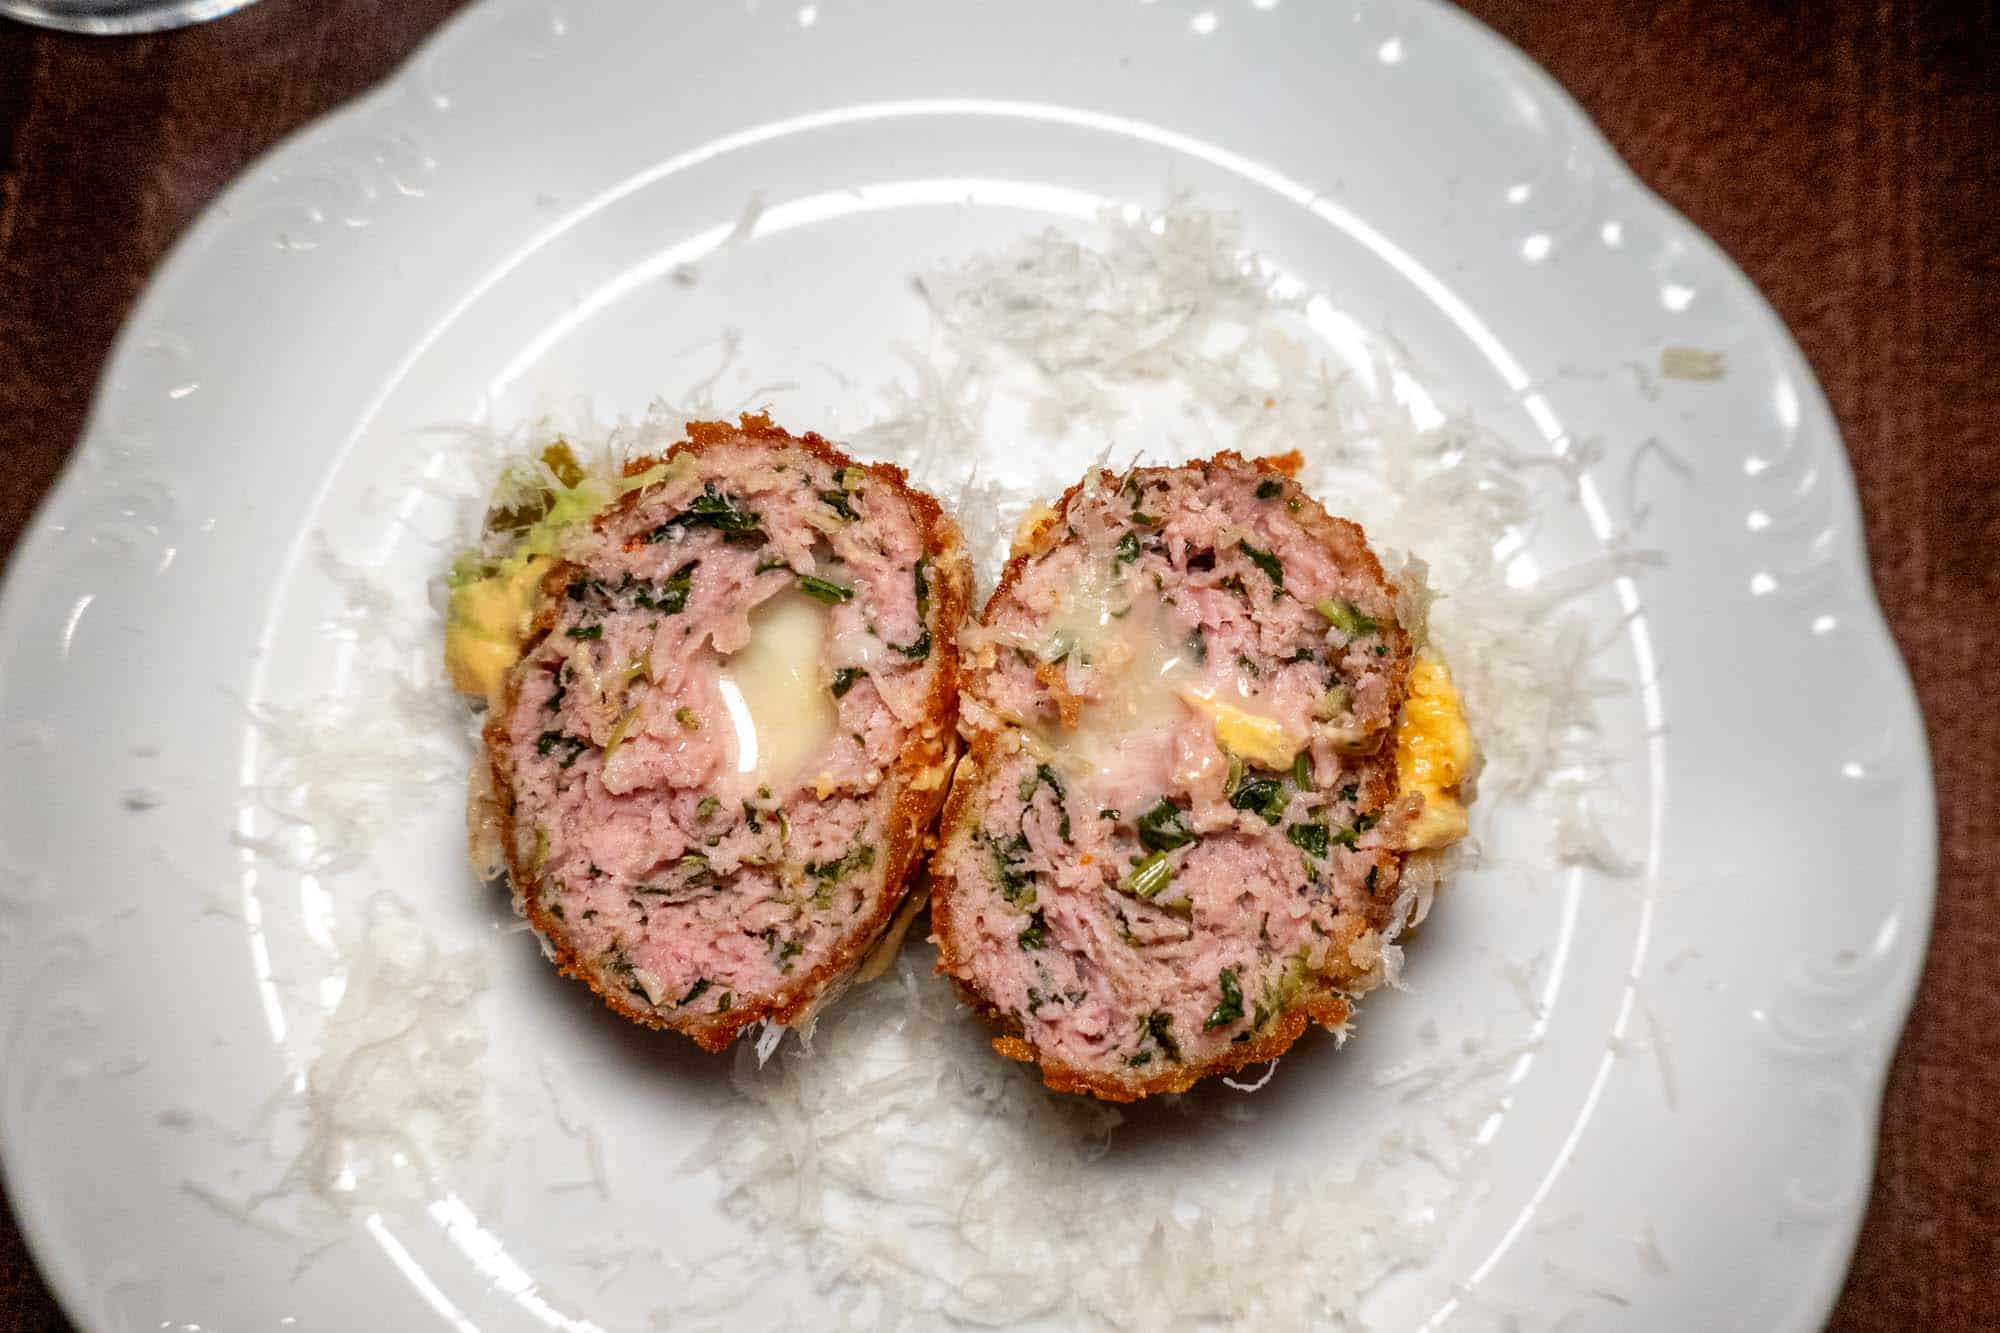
1;0;261;34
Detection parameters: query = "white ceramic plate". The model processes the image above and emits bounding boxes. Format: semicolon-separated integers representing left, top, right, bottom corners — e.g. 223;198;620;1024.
0;2;1933;1329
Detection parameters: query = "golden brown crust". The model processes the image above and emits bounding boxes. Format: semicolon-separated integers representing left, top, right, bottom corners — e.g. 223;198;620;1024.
485;413;971;1053
928;451;1413;1102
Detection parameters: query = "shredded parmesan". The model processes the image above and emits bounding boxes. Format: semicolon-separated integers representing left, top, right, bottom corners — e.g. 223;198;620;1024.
287;894;490;1212
1659;346;1726;381
677;952;1461;1332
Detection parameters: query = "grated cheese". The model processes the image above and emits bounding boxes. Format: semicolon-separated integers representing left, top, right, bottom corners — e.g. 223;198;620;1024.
288;894;490;1212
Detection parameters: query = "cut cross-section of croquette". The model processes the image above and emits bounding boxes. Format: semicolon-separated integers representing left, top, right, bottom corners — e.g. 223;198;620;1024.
930;453;1474;1100
478;415;969;1050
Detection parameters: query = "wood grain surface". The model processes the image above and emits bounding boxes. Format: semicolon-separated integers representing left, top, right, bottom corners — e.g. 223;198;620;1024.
1;1;1993;1328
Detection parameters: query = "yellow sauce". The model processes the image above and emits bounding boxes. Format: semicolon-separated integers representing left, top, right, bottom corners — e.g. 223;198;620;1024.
1180;688;1303;771
444;556;552;710
715;590;837;797
1394;650;1475;849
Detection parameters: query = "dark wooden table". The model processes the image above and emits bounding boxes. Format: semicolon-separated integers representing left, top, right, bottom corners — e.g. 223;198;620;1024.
1;1;1993;1328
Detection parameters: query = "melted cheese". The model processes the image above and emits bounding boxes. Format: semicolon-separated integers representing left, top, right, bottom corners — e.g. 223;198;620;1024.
1394;650;1475;849
444;556;552;709
1040;553;1136;665
1035;582;1192;784
1033;563;1305;789
716;590;837;796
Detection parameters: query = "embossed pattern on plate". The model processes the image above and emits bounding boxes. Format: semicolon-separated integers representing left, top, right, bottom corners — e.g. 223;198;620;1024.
0;2;1933;1329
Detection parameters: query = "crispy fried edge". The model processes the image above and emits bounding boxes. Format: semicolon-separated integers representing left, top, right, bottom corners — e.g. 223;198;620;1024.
927;451;1415;1102
484;413;972;1053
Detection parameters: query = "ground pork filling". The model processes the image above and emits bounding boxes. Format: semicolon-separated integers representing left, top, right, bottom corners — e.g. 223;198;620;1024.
938;459;1413;1088
497;432;946;1037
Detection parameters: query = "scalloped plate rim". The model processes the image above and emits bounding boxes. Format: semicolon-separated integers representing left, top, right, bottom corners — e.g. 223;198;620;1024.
0;1;1937;1329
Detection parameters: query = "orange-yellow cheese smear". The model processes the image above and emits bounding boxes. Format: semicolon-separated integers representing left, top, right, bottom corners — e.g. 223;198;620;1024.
1394;650;1474;850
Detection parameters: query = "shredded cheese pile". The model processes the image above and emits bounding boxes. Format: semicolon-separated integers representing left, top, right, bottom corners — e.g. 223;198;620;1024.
289;894;490;1210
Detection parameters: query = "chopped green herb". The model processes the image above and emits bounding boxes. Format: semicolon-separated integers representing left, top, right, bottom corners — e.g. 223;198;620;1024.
1187;626;1208;663
889;628;931;660
817;488;859;521
675;707;700;730
565;623;603;641
1136;798;1197;852
992;834;1036;907
1143;1010;1182;1061
1292;751;1313;789
1286;821;1330;858
716;991;733;1012
1099;808;1121;821
1315;598;1378;636
753;555;789;575
913;557;931;619
535;730;588;769
795;574;854;604
1127;1051;1154;1068
1229;775;1288;825
1331;812;1380;849
1114;531;1141;568
1238;539;1284;591
1018;764;1071;840
1126;851;1175;899
1131;511;1162;528
696;796;720;821
651;484;764;541
807;844;876;884
656;562;698;614
1017;911;1050;950
830;667;862;698
679;977;711;1007
1204;967;1245;1029
1255;478;1284;500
